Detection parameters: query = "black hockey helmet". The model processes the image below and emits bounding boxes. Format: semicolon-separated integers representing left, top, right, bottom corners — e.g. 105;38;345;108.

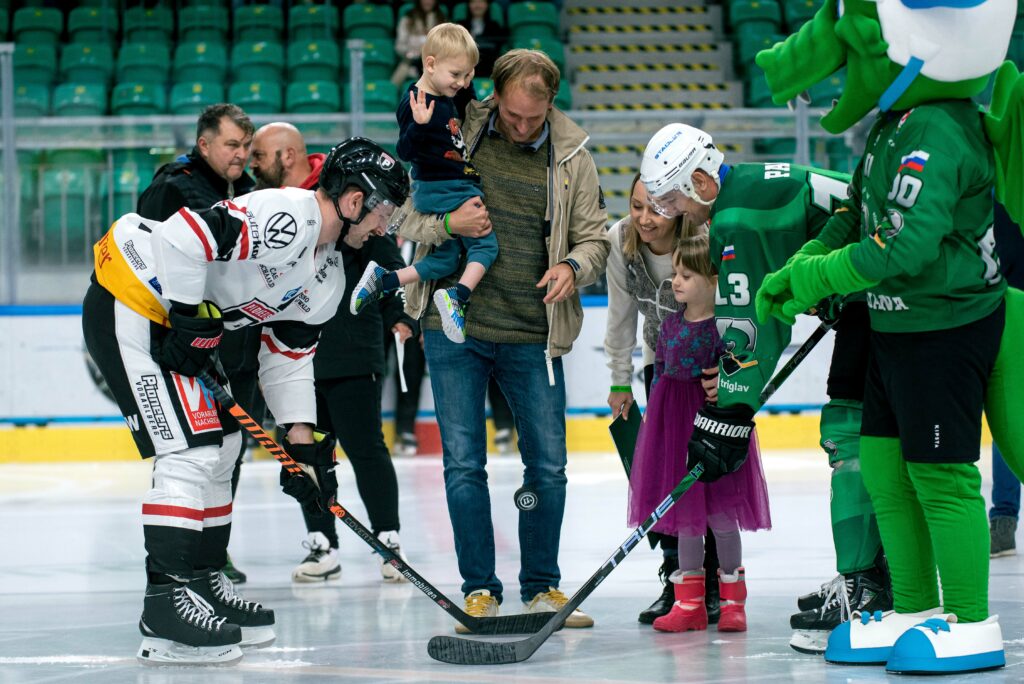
320;137;409;226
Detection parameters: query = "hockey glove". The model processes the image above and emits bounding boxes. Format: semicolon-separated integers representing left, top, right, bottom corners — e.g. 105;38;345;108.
756;244;875;326
280;431;338;514
687;404;755;483
155;302;224;377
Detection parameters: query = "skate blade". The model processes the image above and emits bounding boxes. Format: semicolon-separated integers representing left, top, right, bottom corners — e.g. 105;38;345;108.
240;626;276;649
137;637;243;666
789;630;829;655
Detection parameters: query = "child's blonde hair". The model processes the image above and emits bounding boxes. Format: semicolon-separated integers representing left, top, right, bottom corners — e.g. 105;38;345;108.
422;22;480;65
673;230;716;281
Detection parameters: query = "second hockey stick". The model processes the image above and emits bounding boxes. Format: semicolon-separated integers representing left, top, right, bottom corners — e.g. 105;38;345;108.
197;370;552;636
426;320;834;664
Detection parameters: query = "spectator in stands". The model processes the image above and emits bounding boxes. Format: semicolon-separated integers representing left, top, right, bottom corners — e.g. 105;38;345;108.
458;0;506;78
246;121;415;582
393;0;447;85
399;49;609;632
136;103;256;585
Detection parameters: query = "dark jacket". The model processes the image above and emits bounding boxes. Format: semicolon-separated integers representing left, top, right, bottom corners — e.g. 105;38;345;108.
313;234;418;380
136;146;256;221
458;17;505;77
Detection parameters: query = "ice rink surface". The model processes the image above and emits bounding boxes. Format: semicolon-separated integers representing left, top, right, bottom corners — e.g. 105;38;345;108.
1;447;1021;683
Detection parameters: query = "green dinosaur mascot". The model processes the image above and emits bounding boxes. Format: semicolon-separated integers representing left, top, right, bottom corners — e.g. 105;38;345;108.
755;0;1022;674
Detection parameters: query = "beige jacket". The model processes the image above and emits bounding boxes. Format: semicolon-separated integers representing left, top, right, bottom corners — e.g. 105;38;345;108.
399;97;610;364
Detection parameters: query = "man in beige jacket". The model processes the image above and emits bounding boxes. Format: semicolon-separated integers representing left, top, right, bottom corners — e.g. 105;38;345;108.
399;49;609;632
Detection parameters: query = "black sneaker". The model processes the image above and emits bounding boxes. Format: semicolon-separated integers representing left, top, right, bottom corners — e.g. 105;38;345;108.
137;582;242;666
638;555;679;624
990;516;1018;558
188;571;276;648
220;552;247;585
789;569;893;654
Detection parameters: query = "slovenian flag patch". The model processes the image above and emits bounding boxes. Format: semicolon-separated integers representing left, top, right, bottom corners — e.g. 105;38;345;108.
898;150;929;173
722;245;736;261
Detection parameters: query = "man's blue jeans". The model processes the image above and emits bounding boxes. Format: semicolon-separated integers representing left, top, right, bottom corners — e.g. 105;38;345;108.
424;330;567;603
991;443;1021;519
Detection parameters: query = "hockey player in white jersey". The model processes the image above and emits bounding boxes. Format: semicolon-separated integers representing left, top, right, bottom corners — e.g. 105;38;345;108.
81;137;409;666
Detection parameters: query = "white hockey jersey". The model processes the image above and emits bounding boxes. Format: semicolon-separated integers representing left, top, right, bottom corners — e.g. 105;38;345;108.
92;186;345;426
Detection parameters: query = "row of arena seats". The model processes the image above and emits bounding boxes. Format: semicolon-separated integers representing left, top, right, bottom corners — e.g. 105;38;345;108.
15;72;573;117
13;36;568;87
0;1;560;45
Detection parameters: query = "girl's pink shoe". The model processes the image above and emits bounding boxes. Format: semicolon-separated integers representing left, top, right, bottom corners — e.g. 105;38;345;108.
717;567;747;632
652;570;708;632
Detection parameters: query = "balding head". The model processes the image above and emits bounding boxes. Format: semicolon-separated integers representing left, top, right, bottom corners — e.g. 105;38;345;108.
250;122;313;189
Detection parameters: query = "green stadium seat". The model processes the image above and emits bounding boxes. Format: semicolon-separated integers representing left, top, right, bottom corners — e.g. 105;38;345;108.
42;166;96;260
736;32;783;77
174;42;229;85
0;9;8;41
235;4;283;43
783;0;822;31
179;6;229;43
756;137;795;159
123;6;173;45
342;40;396;83
170;81;225;116
228;81;283;115
809;70;845;107
452;2;505;26
13;7;62;45
231;41;285;82
1009;30;1024;69
555;78;571;110
474;77;494;100
53;83;107;116
730;0;782;36
111;82;167;115
344;80;398;113
117;43;171;85
286;81;341;114
67;6;118;44
508;2;560;41
101;162;148;228
343;3;394;41
183;0;229;6
14;44;57;85
397;2;414;20
746;75;779;107
14;83;49;117
290;4;340;41
59;44;114;86
511;36;565;72
287;40;341;82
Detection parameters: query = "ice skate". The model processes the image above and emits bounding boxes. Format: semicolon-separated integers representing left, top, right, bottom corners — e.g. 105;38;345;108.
790;567;892;654
136;581;242;666
652;570;707;633
292;532;341;583
378;530;409;583
189;570;276;648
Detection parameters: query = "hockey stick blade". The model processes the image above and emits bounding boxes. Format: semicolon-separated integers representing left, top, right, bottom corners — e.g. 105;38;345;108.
196;370;549;636
427;464;704;664
427;320;835;663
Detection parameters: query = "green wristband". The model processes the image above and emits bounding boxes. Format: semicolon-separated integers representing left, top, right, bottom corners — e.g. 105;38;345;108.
610;385;633;393
443;212;451;235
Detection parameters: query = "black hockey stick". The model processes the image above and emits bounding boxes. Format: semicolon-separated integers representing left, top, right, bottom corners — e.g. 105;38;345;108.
426;320;834;664
197;370;552;636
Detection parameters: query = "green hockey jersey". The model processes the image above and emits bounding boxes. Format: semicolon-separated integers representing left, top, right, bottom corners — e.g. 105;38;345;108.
711;162;850;410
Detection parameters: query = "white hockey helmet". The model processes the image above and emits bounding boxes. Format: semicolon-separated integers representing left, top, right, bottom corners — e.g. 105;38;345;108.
640;123;724;218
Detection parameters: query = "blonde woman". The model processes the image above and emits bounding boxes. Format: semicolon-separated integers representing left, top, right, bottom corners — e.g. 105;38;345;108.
603;174;721;625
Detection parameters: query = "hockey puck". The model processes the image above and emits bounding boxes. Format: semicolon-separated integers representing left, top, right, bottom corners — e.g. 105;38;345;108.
514;487;539;511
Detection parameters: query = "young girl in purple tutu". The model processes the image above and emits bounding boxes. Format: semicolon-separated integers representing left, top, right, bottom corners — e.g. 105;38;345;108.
627;231;771;634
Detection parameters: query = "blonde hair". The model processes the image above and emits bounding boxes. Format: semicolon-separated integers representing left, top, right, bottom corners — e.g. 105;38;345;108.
422;22;480;64
622;173;691;259
492;49;560;103
673;231;716;281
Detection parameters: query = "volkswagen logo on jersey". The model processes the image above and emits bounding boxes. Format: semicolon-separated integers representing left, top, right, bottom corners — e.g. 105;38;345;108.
264;212;298;249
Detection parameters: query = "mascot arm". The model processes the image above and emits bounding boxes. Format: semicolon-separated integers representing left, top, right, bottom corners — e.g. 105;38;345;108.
985;61;1024;228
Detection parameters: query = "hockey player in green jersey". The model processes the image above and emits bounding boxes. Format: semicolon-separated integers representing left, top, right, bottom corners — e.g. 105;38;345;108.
755;0;1022;673
640;123;891;654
